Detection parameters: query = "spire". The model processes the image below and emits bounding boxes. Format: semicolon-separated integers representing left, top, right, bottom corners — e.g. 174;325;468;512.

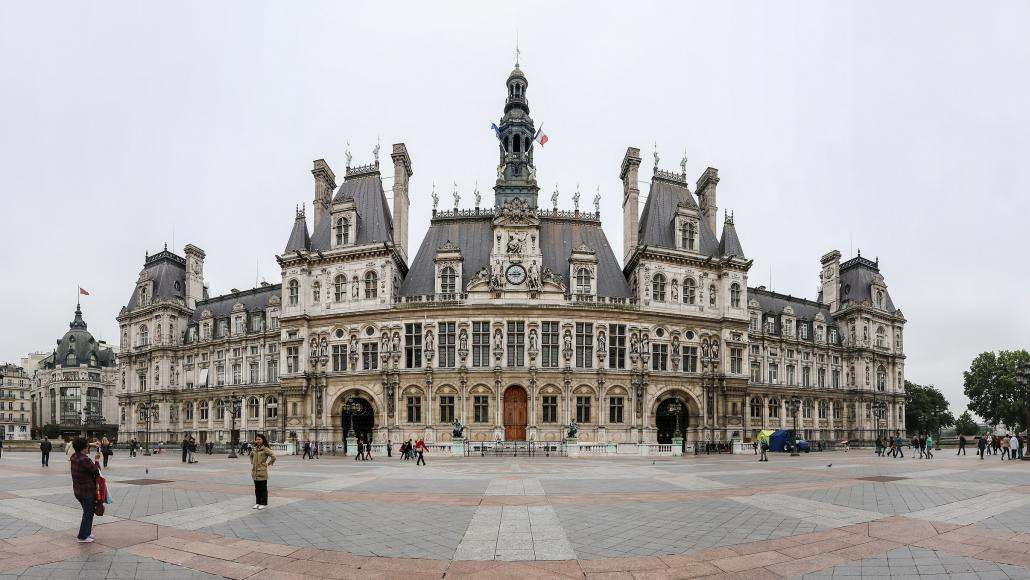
284;205;311;253
719;210;744;258
70;302;87;330
494;60;540;208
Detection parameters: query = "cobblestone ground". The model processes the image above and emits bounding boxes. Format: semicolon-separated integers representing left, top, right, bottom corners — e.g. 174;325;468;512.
0;448;1028;578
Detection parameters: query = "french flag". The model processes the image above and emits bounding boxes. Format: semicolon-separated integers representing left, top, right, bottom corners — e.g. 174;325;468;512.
534;124;549;147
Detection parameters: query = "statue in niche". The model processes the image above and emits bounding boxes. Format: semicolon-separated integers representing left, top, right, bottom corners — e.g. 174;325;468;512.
641;332;650;355
490;260;505;290
597;331;606;354
630;333;639;355
493;328;503;353
672;335;680;358
458;328;468;351
528;261;540;290
563;329;573;353
381;333;390;354
424;329;434;352
391;333;400;354
528;328;538;352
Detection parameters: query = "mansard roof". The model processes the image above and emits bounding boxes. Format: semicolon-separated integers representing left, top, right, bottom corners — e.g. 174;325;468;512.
191;283;282;323
399;213;631;298
322;168;394;248
126;249;186;310
839;256;897;312
719;217;745;258
45;304;117;369
637;174;720;256
284;210;310;253
749;286;835;326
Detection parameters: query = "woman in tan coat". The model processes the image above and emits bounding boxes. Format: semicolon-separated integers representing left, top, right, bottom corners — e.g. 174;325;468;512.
250;434;276;509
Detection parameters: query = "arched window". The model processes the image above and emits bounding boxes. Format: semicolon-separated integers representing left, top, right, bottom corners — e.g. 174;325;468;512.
138;324;149;347
680;222;696;250
336;218;350;246
248;397;259;419
514;133;522;153
683;278;696;304
334;275;345;302
440;267;456;294
312;281;321;303
364;271;378;298
876;326;886;348
266;396;278;418
730;283;742;308
750;397;762;418
576;268;592;295
709;284;717;307
877;366;887;391
876;290;883;308
287;279;299;306
652;274;667;302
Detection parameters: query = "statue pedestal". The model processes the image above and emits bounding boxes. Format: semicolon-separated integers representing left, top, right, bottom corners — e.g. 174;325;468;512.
565;437;579;457
345;436;357;456
672;437;684;457
452;440;465;457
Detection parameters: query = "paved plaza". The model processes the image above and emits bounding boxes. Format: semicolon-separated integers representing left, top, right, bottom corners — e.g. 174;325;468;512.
0;449;1028;578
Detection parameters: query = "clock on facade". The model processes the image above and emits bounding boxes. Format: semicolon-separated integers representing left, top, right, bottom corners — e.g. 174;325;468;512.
505;264;527;285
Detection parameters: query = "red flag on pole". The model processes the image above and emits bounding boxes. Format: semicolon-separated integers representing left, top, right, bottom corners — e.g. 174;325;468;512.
79;287;90;296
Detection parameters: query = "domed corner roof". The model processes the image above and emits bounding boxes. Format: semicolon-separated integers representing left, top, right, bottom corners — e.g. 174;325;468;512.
507;64;527;83
53;304;116;369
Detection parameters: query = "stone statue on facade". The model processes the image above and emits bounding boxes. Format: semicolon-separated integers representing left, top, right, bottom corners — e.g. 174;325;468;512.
425;329;435;352
641;332;650;355
653;145;659;169
493;328;503;353
529;165;537;181
381;333;390;355
452;181;460;209
551;185;559;210
458;328;468;351
345;142;352;168
527;260;540;290
431;182;439;212
680;150;688;175
373;141;380;165
451;419;465;439
630;333;639;355
597;330;606;354
672;335;681;358
528;328;538;352
566;421;579;439
572;184;580;211
391;333;400;354
593;188;601;214
490;259;504;291
497;164;504;181
474;181;481;208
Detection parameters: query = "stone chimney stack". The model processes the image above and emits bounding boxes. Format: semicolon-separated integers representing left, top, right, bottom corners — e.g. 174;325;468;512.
183;244;206;311
391;143;413;262
620;147;642;263
820;250;842;312
696;167;719;235
311;159;336;230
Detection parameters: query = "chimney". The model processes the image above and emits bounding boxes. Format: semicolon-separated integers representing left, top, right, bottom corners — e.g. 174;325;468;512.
820;250;842;312
391;143;413;262
311;159;337;230
183;244;206;310
696;167;719;235
620;147;642;263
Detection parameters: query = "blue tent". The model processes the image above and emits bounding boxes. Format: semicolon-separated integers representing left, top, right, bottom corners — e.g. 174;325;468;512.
768;429;791;452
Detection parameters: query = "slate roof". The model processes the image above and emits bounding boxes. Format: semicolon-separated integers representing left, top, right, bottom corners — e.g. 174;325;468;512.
399;215;632;298
839;256;897;312
638;176;720;256
719;219;745;258
126;251;186;310
284;212;310;253
320;171;394;249
749;287;833;323
44;304;117;369
191;283;282;323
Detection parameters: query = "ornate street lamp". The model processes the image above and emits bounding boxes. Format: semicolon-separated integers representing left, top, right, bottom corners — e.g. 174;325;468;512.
342;397;364;455
789;395;802;456
138;398;159;456
220;393;243;458
872;399;887;442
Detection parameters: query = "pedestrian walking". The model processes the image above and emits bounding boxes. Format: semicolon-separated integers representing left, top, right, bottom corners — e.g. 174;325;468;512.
0;437;3;459
354;439;363;461
759;437;769;462
187;437;197;463
415;438;427;466
100;436;112;468
387;439;392;458
1011;434;1022;460
313;441;320;459
925;434;934;459
250;434;276;510
181;438;188;463
1001;435;1010;460
302;441;311;459
40;437;52;466
894;433;905;459
978;435;987;460
958;434;967;455
69;438;102;543
753;440;759;455
364;439;373;461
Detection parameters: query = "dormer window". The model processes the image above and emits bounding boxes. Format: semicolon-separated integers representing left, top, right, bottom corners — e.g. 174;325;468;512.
139;287;147;306
336;218;350;246
680;221;696;250
440;267;457;294
765;317;776;334
652;274;667;302
876;290;883;308
576;268;592;295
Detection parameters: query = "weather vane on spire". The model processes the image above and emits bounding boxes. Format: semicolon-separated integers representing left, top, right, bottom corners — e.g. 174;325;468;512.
514;31;521;67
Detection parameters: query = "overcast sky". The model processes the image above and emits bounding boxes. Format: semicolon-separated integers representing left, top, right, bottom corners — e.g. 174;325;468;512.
2;2;1028;416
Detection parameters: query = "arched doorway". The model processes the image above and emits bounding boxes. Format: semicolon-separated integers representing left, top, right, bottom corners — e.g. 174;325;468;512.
503;386;528;441
656;398;689;448
340;397;375;452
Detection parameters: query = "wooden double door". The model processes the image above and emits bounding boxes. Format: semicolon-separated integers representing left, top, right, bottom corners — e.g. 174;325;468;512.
503;386;528;441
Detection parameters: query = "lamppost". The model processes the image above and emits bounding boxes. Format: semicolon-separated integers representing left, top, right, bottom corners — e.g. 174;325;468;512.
788;395;802;456
700;338;721;453
138;397;158;456
1019;361;1030;461
220;393;243;459
872;399;887;442
342;397;363;455
667;399;684;453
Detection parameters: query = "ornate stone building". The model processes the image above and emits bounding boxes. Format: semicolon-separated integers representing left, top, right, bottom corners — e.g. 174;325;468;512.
31;303;119;439
1;363;32;440
116;64;905;448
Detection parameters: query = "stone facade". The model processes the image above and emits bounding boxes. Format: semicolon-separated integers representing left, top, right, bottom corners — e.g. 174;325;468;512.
0;363;32;440
115;64;905;448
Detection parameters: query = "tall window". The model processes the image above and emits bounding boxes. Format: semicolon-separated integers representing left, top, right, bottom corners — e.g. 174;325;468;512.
232;364;241;385
575;323;593;368
312;281;321;303
215;366;225;386
818;400;828;419
364;271;378;298
609;324;626;369
336;218;349;245
439;395;455;423
800;323;809;339
332;344;347;371
803;399;813;419
405;323;423;368
506;321;525;367
786;365;795;386
473;395;489;423
248;397;259;419
288;280;299;306
730;347;743;374
334;275;345;302
541;322;560;368
576;396;591;423
266;397;278;418
802;367;811;387
750;397;762;418
199;401;209;420
730;283;741;308
249;363;259;383
768;363;778;384
876;326;886;348
768;398;779;418
683;278;696;304
185;402;194;421
751;362;761;383
362;343;378;370
877;366;887;391
138;324;149;346
267;359;278;383
575;268;592;294
650;343;668;371
406;396;422;423
683;345;698;373
472;321;490;367
832;369;841;389
440;267;456;295
609;397;624;423
286;347;299;373
542;395;558;423
681;221;696;250
652;274;667;302
438;322;456;368
833;402;842;420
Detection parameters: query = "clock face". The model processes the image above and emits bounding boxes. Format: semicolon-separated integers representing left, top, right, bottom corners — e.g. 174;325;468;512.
506;264;527;285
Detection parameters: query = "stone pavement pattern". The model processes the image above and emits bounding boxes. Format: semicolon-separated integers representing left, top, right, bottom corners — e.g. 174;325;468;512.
0;449;1028;578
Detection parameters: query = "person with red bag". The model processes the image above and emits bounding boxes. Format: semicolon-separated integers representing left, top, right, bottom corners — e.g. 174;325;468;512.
69;439;101;543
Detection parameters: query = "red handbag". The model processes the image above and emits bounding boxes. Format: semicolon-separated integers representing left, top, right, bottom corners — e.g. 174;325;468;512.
94;473;108;515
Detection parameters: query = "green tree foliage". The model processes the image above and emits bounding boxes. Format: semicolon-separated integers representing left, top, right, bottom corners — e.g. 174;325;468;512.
954;411;979;436
904;381;955;435
42;423;62;439
963;350;1030;433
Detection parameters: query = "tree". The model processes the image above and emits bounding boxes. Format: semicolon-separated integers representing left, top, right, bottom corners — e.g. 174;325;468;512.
963;350;1030;434
42;423;62;439
954;411;979;436
904;381;955;435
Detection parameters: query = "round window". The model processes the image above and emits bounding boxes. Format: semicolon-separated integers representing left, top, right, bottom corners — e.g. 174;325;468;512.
686;330;695;340
365;327;375;336
335;329;344;339
654;328;665;338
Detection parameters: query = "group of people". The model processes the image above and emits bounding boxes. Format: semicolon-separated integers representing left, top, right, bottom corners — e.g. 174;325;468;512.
399;438;428;465
875;432;933;458
301;440;321;459
180;437;200;463
353;437;374;460
973;433;1022;460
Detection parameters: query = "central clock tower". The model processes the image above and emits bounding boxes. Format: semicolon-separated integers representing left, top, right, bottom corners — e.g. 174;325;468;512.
493;64;540;209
